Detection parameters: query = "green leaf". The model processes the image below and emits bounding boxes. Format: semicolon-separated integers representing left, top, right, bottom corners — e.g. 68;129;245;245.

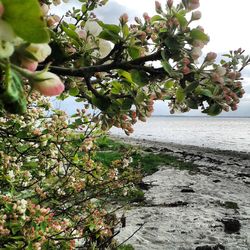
122;24;129;38
128;46;140;59
207;103;222;116
92;96;111;111
2;0;49;43
161;61;173;76
131;70;148;87
185;81;199;94
135;92;146;103
62;25;80;41
23;161;38;169
81;4;87;13
69;87;80;96
111;81;122;94
118;70;133;84
200;89;213;97
176;87;185;102
175;12;188;28
150;15;164;23
186;98;198;109
121;98;133;110
98;30;120;43
164;80;174;89
40;221;47;232
16;130;28;139
98;21;120;34
190;28;209;42
11;223;22;234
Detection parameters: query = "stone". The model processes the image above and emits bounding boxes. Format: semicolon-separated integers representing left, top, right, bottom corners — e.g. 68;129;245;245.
221;219;241;234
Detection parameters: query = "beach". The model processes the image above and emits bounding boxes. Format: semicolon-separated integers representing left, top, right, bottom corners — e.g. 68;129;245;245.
112;135;250;250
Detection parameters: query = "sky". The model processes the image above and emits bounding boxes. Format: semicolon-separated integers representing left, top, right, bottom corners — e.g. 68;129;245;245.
53;0;250;117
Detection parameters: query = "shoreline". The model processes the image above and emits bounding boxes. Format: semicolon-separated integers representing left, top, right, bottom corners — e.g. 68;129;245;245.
112;134;250;249
110;134;250;161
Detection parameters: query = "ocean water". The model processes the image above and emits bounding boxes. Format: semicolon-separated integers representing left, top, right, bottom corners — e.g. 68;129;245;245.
110;116;250;153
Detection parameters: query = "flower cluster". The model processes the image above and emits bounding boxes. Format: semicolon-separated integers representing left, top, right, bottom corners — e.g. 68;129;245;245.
0;92;138;248
0;0;65;115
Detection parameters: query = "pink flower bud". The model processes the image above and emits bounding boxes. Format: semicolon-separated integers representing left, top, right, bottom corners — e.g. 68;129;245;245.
183;57;190;65
167;0;174;8
188;0;200;11
47;15;60;27
197;25;204;32
205;52;217;62
143;12;150;22
0;2;4;18
227;71;236;80
119;13;129;24
137;31;147;41
21;59;38;72
155;1;162;13
191;10;202;20
182;66;191;75
236;72;241;79
212;72;223;83
32;72;65;96
240;89;245;95
235;81;242;88
231;104;237;111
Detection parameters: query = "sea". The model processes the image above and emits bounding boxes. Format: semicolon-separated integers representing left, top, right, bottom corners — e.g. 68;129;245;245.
110;116;250;153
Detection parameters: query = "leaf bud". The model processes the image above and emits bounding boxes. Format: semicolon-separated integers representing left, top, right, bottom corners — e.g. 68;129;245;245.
155;1;162;13
191;10;202;21
205;52;217;62
167;0;174;9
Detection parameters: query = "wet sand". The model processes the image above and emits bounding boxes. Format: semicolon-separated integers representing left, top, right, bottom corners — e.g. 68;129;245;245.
112;135;250;250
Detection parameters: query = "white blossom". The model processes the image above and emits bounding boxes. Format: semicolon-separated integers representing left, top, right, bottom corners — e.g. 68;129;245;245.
84;20;102;37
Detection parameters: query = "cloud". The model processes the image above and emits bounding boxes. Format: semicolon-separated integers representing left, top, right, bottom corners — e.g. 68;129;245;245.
94;0;139;24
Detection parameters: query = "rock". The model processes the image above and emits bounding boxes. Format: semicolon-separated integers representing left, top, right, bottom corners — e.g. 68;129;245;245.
181;187;195;193
195;244;225;250
221;219;241;233
165;201;188;207
212;179;221;183
138;181;151;190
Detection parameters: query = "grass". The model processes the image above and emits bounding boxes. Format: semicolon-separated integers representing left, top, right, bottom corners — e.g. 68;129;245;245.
117;244;135;250
95;136;198;176
94;136;198;205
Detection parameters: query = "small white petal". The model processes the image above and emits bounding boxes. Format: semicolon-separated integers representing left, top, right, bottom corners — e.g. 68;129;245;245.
99;39;112;58
84;20;102;37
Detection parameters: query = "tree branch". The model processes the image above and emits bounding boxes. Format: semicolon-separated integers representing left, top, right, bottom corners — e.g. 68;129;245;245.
38;50;164;77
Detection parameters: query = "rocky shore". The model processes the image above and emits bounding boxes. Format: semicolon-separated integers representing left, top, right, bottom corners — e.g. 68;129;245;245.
112;135;250;250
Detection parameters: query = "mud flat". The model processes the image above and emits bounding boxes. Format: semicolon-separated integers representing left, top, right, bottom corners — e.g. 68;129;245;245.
112;135;250;250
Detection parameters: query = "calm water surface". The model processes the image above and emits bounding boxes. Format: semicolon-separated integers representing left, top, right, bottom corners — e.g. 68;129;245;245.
111;116;250;153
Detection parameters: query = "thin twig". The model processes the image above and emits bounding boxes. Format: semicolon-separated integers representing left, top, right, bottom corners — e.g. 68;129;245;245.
116;222;146;248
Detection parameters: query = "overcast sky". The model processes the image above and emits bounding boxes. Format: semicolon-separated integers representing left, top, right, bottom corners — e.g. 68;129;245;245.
54;0;250;117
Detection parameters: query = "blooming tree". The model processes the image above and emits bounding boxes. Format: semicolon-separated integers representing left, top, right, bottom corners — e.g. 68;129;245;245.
0;0;249;248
